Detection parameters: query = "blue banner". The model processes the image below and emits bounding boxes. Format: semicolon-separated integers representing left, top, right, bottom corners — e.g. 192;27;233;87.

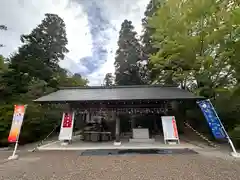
197;100;227;139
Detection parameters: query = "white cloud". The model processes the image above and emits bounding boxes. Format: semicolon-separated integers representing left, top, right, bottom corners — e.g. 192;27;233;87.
0;0;92;60
0;0;148;85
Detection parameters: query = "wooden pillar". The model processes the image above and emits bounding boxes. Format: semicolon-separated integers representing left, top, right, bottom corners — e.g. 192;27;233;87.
153;118;158;132
131;115;136;129
131;115;136;138
86;112;90;123
114;113;121;145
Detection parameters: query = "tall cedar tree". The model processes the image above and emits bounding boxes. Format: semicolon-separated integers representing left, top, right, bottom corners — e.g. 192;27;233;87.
10;14;68;83
2;14;69;96
141;0;162;82
0;15;89;146
114;20;142;85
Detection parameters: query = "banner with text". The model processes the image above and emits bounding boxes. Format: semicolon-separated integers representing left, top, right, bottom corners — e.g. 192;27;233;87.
8;105;27;143
161;116;179;143
59;112;75;141
197;100;227;139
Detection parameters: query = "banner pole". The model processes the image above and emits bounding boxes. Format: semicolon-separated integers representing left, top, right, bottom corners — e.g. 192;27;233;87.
8;130;20;160
11;141;19;158
207;99;239;156
10;120;22;159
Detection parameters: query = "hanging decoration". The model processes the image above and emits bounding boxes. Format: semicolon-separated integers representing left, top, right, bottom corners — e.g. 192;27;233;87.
43;99;175;116
74;107;169;115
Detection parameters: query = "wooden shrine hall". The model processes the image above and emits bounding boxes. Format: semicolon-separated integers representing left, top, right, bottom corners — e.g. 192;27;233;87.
34;85;203;146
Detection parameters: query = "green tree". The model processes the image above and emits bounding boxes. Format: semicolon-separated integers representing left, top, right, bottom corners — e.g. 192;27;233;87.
0;55;7;72
141;0;161;56
2;13;69;97
147;0;240;147
0;14;88;147
104;73;114;86
114;20;143;85
141;0;162;82
56;71;88;87
10;13;69;83
0;55;8;100
149;0;237;93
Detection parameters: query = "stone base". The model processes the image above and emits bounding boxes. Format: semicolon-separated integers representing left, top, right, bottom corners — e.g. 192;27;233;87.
61;141;69;146
129;138;155;143
8;154;18;160
231;152;240;158
114;141;121;146
168;141;177;145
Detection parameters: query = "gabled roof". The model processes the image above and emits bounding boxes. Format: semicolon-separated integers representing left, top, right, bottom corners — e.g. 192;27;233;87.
33;85;203;102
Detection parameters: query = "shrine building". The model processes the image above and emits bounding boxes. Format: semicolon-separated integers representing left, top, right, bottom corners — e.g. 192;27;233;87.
34;85;204;149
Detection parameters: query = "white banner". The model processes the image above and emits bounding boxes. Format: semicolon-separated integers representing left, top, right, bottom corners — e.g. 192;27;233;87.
59;112;75;141
161;116;179;143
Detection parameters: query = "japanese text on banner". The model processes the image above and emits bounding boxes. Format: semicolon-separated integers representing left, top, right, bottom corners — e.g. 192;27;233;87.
197;100;226;139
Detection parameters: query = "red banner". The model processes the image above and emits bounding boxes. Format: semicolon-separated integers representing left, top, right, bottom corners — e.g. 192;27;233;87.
62;113;73;128
59;112;75;141
8;105;26;143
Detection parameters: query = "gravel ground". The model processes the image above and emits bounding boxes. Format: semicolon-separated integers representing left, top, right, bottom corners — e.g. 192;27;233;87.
0;151;240;180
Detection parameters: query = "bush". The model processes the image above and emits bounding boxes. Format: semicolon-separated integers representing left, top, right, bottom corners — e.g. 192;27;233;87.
229;126;240;149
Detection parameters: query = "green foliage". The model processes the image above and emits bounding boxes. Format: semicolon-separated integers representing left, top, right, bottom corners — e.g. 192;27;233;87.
114;20;143;85
104;73;114;86
148;0;238;92
141;0;161;55
19;104;63;144
0;104;14;146
140;0;240;147
230;126;240;148
0;14;88;147
0;55;7;71
141;0;162;82
10;14;69;83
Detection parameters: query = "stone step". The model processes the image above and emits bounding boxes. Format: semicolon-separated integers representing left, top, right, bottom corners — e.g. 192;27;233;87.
129;138;155;143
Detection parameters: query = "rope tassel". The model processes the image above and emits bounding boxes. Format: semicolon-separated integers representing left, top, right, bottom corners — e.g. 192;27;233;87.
184;121;218;148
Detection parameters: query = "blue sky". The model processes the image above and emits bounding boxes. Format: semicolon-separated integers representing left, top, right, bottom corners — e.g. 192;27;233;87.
0;0;148;85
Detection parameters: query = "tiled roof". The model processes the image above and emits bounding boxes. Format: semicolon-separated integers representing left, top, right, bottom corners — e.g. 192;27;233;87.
34;85;203;102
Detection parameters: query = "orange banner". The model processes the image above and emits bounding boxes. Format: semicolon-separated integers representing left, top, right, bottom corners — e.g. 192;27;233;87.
8;105;26;143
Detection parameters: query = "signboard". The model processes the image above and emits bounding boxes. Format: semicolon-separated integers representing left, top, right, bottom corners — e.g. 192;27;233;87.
59;112;75;141
197;100;227;139
8;105;27;143
161;116;179;144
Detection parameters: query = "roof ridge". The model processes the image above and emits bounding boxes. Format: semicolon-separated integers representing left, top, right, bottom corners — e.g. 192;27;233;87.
59;84;178;90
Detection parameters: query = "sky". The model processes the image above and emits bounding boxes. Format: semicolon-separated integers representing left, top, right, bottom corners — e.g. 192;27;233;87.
0;0;148;85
